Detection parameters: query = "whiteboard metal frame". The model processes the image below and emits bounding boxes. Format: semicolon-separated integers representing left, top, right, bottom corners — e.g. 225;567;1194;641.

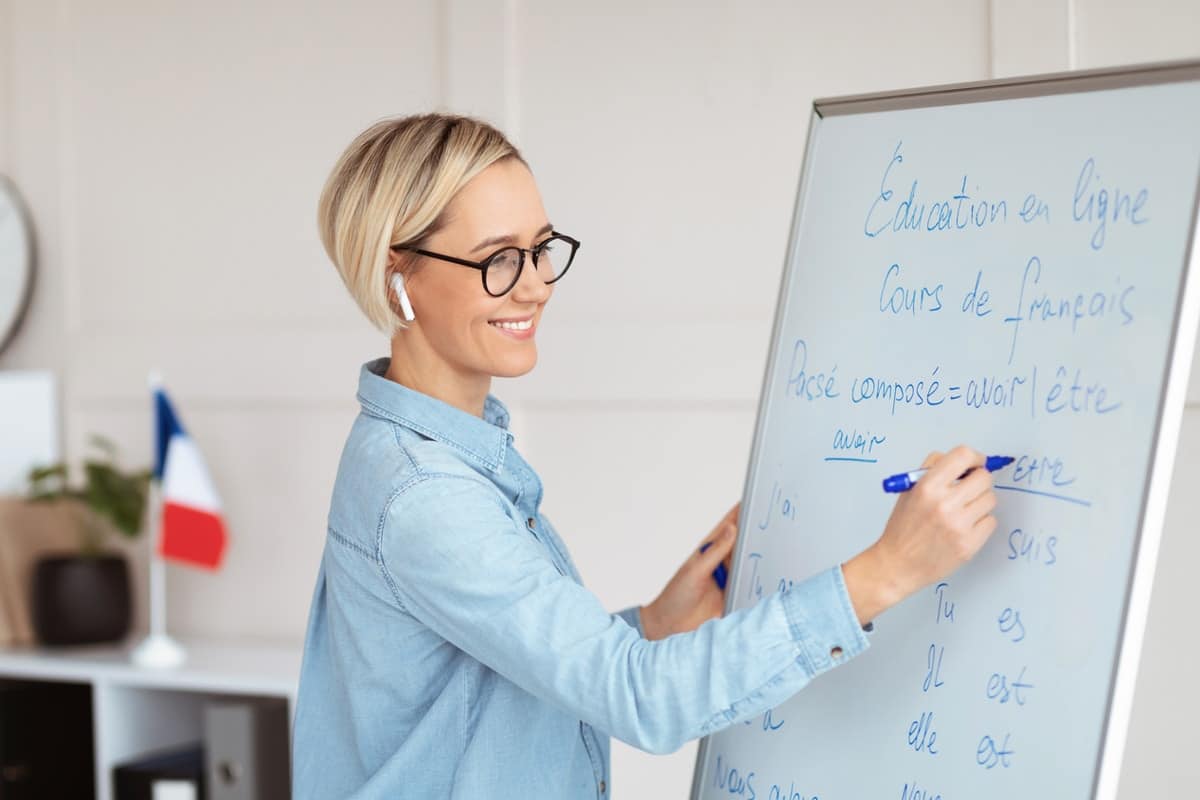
690;58;1200;800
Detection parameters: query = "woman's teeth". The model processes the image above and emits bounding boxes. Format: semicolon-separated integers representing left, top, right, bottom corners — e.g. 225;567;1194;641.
490;319;532;330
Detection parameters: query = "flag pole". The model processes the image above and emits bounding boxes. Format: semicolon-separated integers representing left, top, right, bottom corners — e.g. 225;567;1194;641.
131;372;186;669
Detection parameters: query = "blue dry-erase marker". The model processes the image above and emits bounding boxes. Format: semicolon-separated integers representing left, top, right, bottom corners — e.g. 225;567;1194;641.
697;542;728;590
882;455;1015;493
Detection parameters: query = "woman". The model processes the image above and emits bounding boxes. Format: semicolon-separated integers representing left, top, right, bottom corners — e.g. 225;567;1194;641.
292;113;998;798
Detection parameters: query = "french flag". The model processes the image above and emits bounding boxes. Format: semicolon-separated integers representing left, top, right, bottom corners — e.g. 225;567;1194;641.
153;382;228;570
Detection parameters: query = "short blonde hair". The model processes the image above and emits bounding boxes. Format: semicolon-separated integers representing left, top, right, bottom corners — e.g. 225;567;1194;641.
317;113;524;334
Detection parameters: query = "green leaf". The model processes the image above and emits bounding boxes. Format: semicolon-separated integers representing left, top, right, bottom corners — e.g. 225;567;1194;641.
26;463;68;497
83;460;147;538
89;434;118;457
25;437;151;546
28;463;67;482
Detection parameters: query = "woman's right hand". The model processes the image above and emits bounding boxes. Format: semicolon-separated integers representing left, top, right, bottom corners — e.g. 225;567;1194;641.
841;445;999;626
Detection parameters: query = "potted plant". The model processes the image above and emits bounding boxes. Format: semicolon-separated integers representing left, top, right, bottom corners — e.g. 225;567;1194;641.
25;434;152;645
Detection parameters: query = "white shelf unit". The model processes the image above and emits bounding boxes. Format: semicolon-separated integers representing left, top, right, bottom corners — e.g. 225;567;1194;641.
0;636;301;800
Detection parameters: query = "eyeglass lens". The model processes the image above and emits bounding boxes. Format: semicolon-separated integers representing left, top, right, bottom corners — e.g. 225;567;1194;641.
484;236;574;295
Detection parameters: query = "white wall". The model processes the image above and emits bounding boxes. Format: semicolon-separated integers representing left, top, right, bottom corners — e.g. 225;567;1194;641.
1;1;1197;796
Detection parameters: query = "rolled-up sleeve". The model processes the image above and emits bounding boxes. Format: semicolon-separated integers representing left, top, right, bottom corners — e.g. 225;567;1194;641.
377;473;870;755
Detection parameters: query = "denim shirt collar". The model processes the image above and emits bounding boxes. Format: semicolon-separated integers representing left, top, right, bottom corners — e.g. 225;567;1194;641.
356;357;512;473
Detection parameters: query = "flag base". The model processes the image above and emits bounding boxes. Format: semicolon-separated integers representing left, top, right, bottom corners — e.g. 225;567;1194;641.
130;632;187;669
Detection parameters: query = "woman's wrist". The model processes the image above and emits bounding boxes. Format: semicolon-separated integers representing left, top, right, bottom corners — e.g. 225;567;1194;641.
841;544;907;626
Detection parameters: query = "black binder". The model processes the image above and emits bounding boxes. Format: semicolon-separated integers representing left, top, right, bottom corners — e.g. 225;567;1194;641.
112;745;204;800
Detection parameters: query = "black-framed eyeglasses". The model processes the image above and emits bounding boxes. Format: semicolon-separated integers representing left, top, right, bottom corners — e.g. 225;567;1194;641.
391;231;580;297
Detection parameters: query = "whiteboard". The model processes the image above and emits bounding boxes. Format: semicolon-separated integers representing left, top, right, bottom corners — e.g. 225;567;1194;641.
691;61;1200;800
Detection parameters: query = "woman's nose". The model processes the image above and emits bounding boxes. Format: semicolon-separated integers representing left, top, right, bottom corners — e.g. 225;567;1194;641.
510;253;552;302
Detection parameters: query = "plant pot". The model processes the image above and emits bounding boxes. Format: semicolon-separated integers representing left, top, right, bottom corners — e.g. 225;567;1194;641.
31;553;131;646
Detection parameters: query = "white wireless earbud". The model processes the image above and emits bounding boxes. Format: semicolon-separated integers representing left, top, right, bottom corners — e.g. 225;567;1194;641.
391;273;415;322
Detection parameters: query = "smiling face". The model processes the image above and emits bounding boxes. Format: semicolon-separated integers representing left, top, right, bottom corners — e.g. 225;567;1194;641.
388;157;555;410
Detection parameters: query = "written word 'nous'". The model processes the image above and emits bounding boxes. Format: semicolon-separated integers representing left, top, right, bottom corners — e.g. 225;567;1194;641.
712;755;818;800
712;755;756;797
901;781;943;800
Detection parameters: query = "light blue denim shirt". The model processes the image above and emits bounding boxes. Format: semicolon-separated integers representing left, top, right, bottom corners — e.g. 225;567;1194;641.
292;357;872;799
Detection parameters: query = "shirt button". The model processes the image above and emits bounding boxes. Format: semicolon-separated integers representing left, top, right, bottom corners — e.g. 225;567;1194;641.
830;645;844;659
527;517;536;528
599;780;606;793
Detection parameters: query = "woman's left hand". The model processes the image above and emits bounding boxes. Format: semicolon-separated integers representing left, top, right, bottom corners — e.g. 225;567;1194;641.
641;502;741;641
